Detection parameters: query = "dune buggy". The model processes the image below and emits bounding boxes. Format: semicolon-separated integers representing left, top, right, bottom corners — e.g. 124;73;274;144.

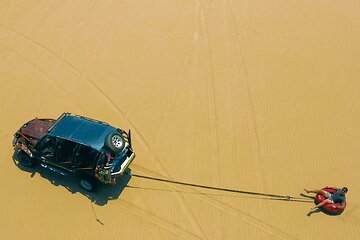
13;113;135;192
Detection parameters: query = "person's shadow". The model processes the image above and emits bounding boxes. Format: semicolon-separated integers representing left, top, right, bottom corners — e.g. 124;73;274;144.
13;151;131;206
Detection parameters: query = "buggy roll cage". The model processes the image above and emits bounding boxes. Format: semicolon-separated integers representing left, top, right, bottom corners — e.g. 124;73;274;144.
47;112;133;149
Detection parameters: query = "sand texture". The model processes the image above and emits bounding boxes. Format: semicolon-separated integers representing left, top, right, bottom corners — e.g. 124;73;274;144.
1;1;360;239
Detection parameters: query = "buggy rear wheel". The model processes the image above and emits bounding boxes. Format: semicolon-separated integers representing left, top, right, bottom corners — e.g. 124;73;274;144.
78;174;98;192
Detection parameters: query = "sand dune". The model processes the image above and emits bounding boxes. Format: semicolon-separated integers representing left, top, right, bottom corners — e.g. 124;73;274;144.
1;1;360;239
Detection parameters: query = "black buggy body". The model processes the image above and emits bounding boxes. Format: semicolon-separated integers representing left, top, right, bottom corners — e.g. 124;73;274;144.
13;113;136;192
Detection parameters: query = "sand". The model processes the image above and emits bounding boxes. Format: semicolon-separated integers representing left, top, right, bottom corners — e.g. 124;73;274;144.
1;1;360;239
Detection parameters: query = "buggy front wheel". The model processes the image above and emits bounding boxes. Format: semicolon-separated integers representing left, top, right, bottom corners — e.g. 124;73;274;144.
18;150;36;168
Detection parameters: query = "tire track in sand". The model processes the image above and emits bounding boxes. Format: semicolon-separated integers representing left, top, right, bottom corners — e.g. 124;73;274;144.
131;0;185;119
196;0;221;185
76;2;208;238
0;0;60;62
0;23;82;77
113;199;205;240
132;165;300;240
224;0;268;208
127;1;294;238
187;188;300;240
0;0;15;37
161;2;297;237
9;49;87;112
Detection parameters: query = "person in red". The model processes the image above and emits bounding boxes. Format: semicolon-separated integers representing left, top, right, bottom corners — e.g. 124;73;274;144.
304;187;348;210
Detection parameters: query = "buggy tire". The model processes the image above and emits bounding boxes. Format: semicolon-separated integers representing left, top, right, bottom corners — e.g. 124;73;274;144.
105;132;125;154
18;150;36;168
78;174;98;192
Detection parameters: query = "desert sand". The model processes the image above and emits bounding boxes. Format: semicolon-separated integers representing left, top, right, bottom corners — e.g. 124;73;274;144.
1;1;360;239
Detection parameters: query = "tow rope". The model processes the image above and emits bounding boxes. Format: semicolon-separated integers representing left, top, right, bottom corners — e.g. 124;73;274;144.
132;174;311;202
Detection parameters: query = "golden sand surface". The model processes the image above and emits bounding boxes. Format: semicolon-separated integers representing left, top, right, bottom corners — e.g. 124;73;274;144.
1;1;360;239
